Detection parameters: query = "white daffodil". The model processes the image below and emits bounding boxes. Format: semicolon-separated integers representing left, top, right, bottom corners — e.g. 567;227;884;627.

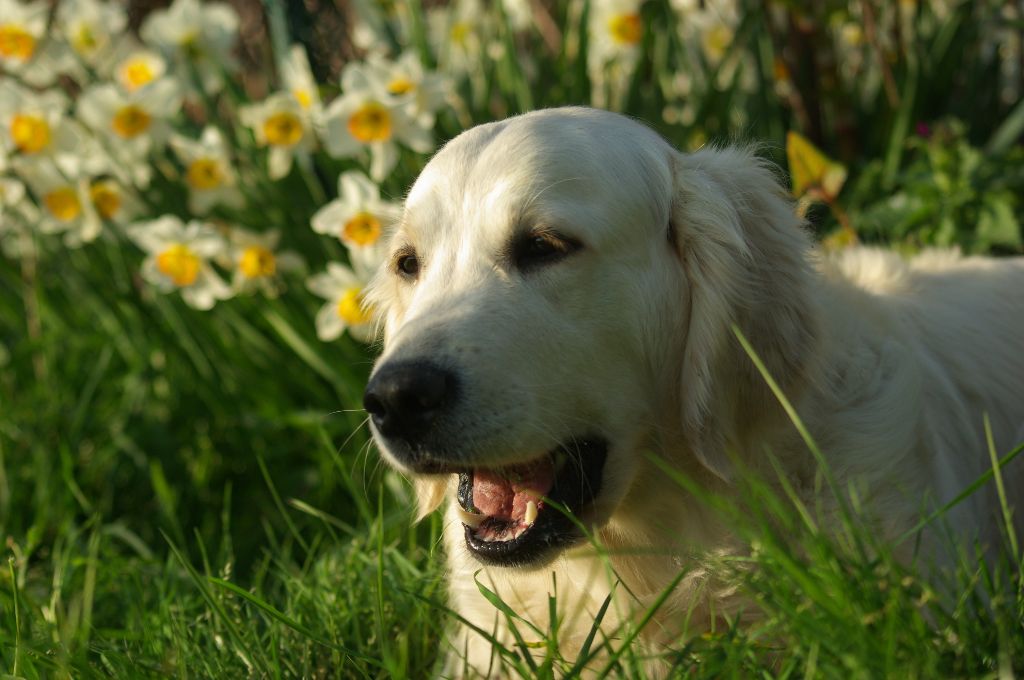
140;0;239;95
55;0;128;67
226;227;304;295
111;46;168;93
362;52;449;127
86;176;140;226
16;156;103;246
0;82;85;163
0;0;48;72
587;0;645;107
589;0;644;68
502;0;533;31
240;92;316;180
427;0;488;76
128;215;231;309
280;44;323;120
77;79;181;186
170;127;242;215
307;249;383;343
320;63;433;181
311;170;400;250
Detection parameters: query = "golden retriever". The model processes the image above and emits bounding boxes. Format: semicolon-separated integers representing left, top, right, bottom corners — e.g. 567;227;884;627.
361;107;1024;674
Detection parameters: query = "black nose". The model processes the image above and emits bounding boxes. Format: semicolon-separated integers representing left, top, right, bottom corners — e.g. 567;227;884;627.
363;361;457;442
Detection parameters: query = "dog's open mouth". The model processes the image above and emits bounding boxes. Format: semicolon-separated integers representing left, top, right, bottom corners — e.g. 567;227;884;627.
455;438;607;566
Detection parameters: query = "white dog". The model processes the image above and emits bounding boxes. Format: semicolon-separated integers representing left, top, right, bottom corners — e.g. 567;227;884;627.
362;107;1024;674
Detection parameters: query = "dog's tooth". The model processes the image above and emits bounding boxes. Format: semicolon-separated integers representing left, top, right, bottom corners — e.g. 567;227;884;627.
457;507;485;528
524;500;538;526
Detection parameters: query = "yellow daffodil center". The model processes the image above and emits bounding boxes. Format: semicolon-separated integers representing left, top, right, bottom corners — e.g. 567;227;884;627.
0;24;36;62
156;244;201;286
43;187;82;222
607;14;642;46
120;58;157;91
347;101;392;144
112;105;152;138
772;57;790;83
73;24;99;54
293;88;313;109
342;212;382;246
337;287;372;325
450;22;470;46
387;77;415;96
89;182;121;219
10;113;50;154
239;245;276;279
702;24;733;62
263;111;303;146
186;158;224;190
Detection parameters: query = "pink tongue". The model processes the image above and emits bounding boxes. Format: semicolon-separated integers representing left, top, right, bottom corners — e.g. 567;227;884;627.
472;459;555;522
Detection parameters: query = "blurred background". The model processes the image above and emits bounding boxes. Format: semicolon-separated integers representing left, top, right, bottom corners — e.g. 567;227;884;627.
0;0;1022;676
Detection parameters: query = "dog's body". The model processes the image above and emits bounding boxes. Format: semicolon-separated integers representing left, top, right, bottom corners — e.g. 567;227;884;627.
362;107;1024;674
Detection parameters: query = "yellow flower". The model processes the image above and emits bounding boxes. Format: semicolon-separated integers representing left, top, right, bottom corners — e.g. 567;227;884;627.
337;287;373;325
156;243;201;286
311;171;400;250
343;212;382;246
347;101;393;144
239;92;313;180
186;158;224;190
89;181;121;219
43;187;82;222
129;215;231;309
10;113;50;154
607;13;642;46
111;104;152;138
0;24;35;62
239;245;276;279
262;111;303;147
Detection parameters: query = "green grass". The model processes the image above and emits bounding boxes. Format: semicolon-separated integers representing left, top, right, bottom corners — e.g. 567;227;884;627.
3;0;1024;677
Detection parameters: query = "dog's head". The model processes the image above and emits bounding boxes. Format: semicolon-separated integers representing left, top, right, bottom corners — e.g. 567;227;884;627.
363;107;817;567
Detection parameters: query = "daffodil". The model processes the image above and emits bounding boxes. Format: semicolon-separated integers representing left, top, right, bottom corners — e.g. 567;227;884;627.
588;0;644;68
307;247;384;343
320;63;433;181
0;82;84;163
362;52;449;127
311;171;399;250
87;177;140;226
0;0;47;70
280;44;323;120
112;47;168;93
587;0;645;107
77;79;181;186
139;0;239;95
16;157;103;246
427;0;488;76
55;0;128;67
240;92;316;180
226;227;304;295
128;215;232;309
170;127;242;214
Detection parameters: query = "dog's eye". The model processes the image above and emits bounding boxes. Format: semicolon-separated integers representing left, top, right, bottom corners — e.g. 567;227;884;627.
395;250;420;280
513;232;581;271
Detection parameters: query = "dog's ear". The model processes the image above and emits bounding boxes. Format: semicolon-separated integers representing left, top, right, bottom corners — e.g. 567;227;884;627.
670;147;819;480
413;477;447;521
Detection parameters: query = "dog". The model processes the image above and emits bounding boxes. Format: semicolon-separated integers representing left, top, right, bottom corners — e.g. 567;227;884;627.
361;107;1024;674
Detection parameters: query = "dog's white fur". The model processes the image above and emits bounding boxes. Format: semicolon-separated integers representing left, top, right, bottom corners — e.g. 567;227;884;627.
365;107;1024;673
